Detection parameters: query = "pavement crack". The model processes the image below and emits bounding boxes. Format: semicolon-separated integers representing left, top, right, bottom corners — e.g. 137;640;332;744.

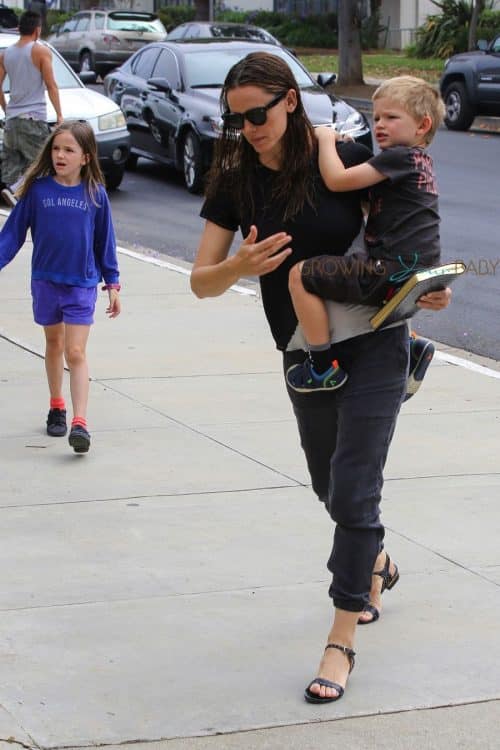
91;378;304;487
0;483;302;510
386;525;500;587
0;740;36;750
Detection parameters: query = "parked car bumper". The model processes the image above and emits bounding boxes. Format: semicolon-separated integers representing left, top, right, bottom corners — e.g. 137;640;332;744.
96;48;148;69
95;128;131;170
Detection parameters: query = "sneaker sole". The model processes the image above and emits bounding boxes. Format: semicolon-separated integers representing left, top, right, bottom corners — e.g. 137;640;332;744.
68;434;90;453
47;427;67;437
405;341;435;399
286;366;349;393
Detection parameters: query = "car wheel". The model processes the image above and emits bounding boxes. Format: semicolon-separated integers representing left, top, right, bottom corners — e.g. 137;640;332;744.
149;117;164;145
104;165;124;191
126;153;138;171
182;131;203;194
443;82;475;131
79;51;94;74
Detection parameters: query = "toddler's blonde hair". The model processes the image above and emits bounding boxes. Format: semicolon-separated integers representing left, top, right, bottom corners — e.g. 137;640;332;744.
372;76;446;144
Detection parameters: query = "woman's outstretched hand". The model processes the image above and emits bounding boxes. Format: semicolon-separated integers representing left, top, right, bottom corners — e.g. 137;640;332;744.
416;287;452;310
235;225;292;277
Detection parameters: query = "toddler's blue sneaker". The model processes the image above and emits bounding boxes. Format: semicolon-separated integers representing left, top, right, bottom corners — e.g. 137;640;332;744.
405;335;435;401
286;358;348;393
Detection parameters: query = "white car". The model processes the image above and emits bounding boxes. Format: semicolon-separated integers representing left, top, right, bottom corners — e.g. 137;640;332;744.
0;33;130;189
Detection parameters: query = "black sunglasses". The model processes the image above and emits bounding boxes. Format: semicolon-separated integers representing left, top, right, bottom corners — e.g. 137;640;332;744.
222;91;287;130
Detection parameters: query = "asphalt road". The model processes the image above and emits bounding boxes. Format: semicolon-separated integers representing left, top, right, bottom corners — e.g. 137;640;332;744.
107;125;500;361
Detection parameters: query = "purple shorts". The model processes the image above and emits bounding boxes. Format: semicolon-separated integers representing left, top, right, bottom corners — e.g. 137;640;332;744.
31;280;97;326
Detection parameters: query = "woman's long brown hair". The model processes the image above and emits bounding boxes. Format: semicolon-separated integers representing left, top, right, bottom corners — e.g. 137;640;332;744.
17;120;105;205
205;52;316;222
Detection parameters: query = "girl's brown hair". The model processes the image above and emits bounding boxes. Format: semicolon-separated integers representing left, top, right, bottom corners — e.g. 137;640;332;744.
205;51;316;222
17;120;105;204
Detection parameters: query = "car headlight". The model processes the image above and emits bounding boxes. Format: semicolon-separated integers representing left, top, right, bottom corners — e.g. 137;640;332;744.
98;110;126;131
207;115;223;136
336;111;366;136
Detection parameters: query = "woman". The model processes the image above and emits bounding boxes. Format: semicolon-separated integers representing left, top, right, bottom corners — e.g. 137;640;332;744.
190;52;450;703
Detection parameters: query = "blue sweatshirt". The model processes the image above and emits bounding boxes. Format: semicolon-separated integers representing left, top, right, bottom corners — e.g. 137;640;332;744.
0;176;119;287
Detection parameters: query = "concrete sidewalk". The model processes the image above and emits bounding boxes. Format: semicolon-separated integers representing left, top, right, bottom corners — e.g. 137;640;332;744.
1;214;499;749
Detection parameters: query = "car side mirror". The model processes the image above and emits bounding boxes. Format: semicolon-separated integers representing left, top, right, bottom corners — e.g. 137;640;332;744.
316;72;337;88
79;71;97;85
477;39;488;51
147;77;172;95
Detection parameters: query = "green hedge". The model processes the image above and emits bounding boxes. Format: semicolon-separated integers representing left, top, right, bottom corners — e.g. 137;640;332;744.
476;9;500;40
157;5;196;32
413;1;500;58
158;7;391;49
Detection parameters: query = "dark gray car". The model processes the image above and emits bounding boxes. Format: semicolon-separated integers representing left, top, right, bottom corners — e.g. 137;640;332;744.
104;39;372;193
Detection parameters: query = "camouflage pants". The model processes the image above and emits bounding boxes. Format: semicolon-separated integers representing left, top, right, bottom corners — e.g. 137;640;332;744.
1;117;50;188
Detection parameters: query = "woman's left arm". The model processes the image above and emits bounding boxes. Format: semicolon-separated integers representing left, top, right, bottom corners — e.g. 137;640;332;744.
416;287;452;310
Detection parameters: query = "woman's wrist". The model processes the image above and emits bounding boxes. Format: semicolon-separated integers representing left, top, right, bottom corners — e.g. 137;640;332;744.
226;252;244;284
102;283;121;292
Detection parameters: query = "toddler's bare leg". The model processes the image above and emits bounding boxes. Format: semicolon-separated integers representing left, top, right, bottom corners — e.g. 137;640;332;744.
289;262;331;345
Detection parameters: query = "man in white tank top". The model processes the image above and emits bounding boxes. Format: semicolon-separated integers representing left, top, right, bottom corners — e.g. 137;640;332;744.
0;10;62;205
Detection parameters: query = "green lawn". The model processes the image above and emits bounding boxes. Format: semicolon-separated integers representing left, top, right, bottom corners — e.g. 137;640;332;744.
298;52;445;83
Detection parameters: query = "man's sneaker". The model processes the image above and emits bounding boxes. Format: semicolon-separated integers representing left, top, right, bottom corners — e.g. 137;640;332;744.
405;335;435;401
68;424;91;453
1;188;17;208
46;408;67;437
286;358;348;393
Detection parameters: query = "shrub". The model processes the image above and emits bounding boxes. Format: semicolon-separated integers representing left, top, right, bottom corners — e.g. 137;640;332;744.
157;5;196;33
476;9;500;40
45;9;71;36
414;0;472;58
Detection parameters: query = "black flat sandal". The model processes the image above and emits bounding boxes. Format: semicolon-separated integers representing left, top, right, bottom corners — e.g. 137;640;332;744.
304;643;356;704
358;552;400;626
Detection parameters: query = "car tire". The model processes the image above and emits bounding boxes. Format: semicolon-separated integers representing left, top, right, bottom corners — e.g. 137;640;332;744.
79;51;95;74
443;82;475;131
104;165;124;191
126;153;138;171
182;130;203;194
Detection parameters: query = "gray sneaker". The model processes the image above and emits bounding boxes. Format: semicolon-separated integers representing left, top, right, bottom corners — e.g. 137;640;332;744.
68;424;91;453
46;408;67;437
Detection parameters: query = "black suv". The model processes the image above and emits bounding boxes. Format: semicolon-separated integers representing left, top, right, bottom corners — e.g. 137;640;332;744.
440;34;500;130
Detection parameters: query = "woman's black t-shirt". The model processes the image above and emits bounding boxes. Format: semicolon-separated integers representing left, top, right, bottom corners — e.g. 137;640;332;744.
200;141;371;351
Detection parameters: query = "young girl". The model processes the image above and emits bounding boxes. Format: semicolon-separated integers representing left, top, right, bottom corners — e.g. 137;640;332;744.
0;120;121;454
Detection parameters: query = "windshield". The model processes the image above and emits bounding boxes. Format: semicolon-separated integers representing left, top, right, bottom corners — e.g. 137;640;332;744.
1;44;81;92
108;16;165;33
183;47;314;89
211;26;276;43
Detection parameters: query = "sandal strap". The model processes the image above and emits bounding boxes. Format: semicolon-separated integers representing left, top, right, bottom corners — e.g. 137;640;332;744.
373;552;392;591
325;642;356;672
